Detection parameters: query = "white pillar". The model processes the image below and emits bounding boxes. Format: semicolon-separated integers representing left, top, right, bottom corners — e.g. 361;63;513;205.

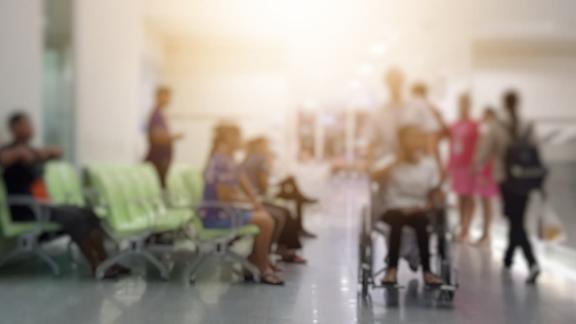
74;0;143;164
0;0;43;141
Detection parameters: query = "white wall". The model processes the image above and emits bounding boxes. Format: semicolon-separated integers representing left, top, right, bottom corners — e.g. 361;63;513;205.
0;0;43;142
74;0;144;164
164;37;292;169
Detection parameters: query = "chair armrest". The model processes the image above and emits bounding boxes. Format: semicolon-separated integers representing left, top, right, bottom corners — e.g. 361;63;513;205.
6;195;52;223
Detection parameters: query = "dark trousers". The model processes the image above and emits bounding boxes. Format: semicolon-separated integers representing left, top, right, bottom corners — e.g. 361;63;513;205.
48;206;101;244
500;185;538;267
263;202;302;250
381;210;431;272
147;158;171;188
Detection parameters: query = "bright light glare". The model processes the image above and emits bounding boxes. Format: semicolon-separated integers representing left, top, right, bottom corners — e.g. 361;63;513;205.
356;63;375;76
369;43;388;57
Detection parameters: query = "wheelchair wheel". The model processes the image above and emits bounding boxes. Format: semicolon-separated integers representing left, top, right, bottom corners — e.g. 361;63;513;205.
358;207;373;298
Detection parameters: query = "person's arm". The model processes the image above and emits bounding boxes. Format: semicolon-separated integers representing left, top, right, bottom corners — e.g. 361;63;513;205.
428;106;449;182
239;173;264;210
0;145;36;167
35;146;63;161
370;156;400;182
148;111;184;146
149;127;183;146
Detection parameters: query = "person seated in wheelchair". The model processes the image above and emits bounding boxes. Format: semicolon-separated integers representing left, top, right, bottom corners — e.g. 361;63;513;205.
371;125;444;287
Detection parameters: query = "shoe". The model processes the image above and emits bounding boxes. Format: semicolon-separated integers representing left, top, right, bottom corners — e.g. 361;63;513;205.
299;230;317;239
100;265;132;280
526;265;541;285
300;196;319;205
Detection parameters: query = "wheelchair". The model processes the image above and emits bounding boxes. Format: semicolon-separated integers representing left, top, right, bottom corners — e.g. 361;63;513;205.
358;181;458;304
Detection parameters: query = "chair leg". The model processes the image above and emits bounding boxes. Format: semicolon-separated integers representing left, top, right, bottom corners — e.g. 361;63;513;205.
185;253;209;284
138;250;170;280
33;249;61;276
0;248;27;269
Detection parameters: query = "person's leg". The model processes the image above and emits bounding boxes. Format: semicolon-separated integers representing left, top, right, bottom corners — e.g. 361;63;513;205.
477;197;493;244
381;210;404;283
247;210;283;284
263;203;287;250
48;206;105;271
500;185;518;268
294;200;317;238
512;194;537;267
408;214;443;285
156;159;171;189
458;196;474;242
267;203;302;250
265;203;306;263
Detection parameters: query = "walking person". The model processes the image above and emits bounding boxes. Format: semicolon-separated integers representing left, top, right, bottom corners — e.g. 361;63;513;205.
473;107;500;245
144;86;183;188
476;90;544;284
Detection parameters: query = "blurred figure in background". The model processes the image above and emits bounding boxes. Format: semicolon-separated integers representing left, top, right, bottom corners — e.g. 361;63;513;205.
275;175;318;238
243;137;306;264
370;68;408;158
476;90;541;284
473;107;500;245
410;82;447;176
145;86;183;188
370;70;443;169
0;112;128;279
447;94;479;243
202;123;284;285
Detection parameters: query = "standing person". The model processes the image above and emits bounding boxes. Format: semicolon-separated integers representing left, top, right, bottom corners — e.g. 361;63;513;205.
447;94;479;243
476;90;542;284
474;107;500;245
370;70;443;169
0;112;129;279
410;82;448;176
144;86;183;188
370;68;408;159
202;123;284;285
243;137;306;263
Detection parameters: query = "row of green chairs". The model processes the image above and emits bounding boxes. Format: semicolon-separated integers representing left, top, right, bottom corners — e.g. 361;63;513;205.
0;161;262;282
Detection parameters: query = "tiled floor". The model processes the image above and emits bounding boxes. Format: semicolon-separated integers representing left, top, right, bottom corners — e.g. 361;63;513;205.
0;175;575;324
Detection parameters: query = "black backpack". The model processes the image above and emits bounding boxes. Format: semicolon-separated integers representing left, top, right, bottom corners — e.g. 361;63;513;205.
503;123;548;195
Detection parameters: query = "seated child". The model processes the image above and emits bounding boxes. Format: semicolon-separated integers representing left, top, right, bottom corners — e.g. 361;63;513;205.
371;125;444;286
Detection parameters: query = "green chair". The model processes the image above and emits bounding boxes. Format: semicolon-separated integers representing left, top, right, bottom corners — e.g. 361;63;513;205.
0;176;61;275
167;165;261;283
45;161;86;207
85;164;169;279
86;164;194;280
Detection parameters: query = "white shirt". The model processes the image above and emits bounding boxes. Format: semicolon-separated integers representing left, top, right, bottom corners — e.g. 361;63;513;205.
385;156;440;210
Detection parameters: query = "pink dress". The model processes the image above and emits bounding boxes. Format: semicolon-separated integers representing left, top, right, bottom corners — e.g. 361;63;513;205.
448;120;479;196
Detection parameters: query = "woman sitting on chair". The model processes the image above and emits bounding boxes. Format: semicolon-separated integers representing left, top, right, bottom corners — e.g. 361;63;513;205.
371;125;444;286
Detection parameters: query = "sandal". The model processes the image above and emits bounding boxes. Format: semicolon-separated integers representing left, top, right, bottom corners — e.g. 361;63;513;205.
270;263;283;272
423;272;444;287
260;271;285;286
281;253;307;264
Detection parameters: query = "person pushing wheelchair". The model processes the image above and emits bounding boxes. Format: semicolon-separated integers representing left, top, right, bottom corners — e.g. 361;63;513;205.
371;125;444;286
